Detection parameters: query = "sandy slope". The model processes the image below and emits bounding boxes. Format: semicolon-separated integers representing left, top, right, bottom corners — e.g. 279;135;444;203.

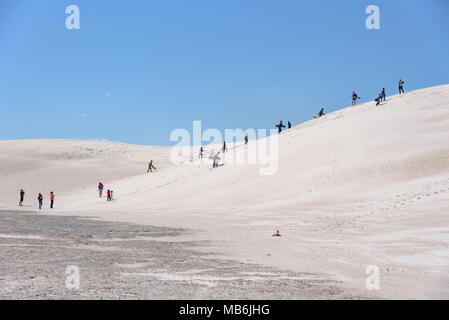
1;84;449;299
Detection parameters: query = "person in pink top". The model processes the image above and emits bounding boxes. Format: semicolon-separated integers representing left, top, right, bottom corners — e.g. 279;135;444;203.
98;182;104;198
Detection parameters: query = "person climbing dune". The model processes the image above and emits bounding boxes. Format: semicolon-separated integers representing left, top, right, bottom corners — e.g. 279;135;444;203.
375;93;382;106
222;141;227;153
212;151;221;168
314;108;325;118
147;160;156;173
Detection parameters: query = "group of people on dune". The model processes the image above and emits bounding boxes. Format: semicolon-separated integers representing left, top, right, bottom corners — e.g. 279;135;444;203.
315;79;406;121
352;79;405;108
17;79;408;210
19;189;55;210
98;182;115;202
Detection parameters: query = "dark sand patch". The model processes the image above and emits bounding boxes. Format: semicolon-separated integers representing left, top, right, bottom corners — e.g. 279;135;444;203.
0;210;374;299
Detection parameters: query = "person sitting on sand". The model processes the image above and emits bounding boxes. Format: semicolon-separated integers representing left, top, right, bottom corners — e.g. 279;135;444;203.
272;230;281;237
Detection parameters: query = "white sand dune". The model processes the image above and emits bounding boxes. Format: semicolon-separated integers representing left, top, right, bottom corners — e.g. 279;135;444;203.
1;84;449;299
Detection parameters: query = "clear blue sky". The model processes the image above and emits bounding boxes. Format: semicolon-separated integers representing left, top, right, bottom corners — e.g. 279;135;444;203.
1;0;448;145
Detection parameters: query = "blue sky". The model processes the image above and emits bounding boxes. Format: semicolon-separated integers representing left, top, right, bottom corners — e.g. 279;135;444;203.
1;0;448;145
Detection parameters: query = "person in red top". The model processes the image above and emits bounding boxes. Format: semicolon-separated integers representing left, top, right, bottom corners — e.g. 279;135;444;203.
50;192;55;209
107;189;111;202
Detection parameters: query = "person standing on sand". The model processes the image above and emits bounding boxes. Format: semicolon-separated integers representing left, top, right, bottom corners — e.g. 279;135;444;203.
399;79;405;94
19;189;25;206
381;88;386;102
98;182;104;198
110;190;114;201
245;134;248;145
50;192;55;209
222;141;227;153
288;121;292;129
276;120;285;134
199;147;205;159
147;160;156;173
38;193;43;210
352;92;360;106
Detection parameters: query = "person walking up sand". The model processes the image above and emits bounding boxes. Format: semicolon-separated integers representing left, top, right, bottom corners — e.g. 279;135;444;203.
147;160;156;173
212;152;221;168
276;120;285;134
375;93;382;106
399;79;405;94
314;108;325;118
50;192;55;209
222;141;227;153
98;182;104;198
38;193;43;210
19;189;25;206
381;88;386;101
352;92;360;106
245;134;248;145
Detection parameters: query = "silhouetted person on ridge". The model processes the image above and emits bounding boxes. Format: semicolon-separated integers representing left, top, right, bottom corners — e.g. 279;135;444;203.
276;121;286;134
352;92;360;106
314;108;325;119
399;79;405;94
